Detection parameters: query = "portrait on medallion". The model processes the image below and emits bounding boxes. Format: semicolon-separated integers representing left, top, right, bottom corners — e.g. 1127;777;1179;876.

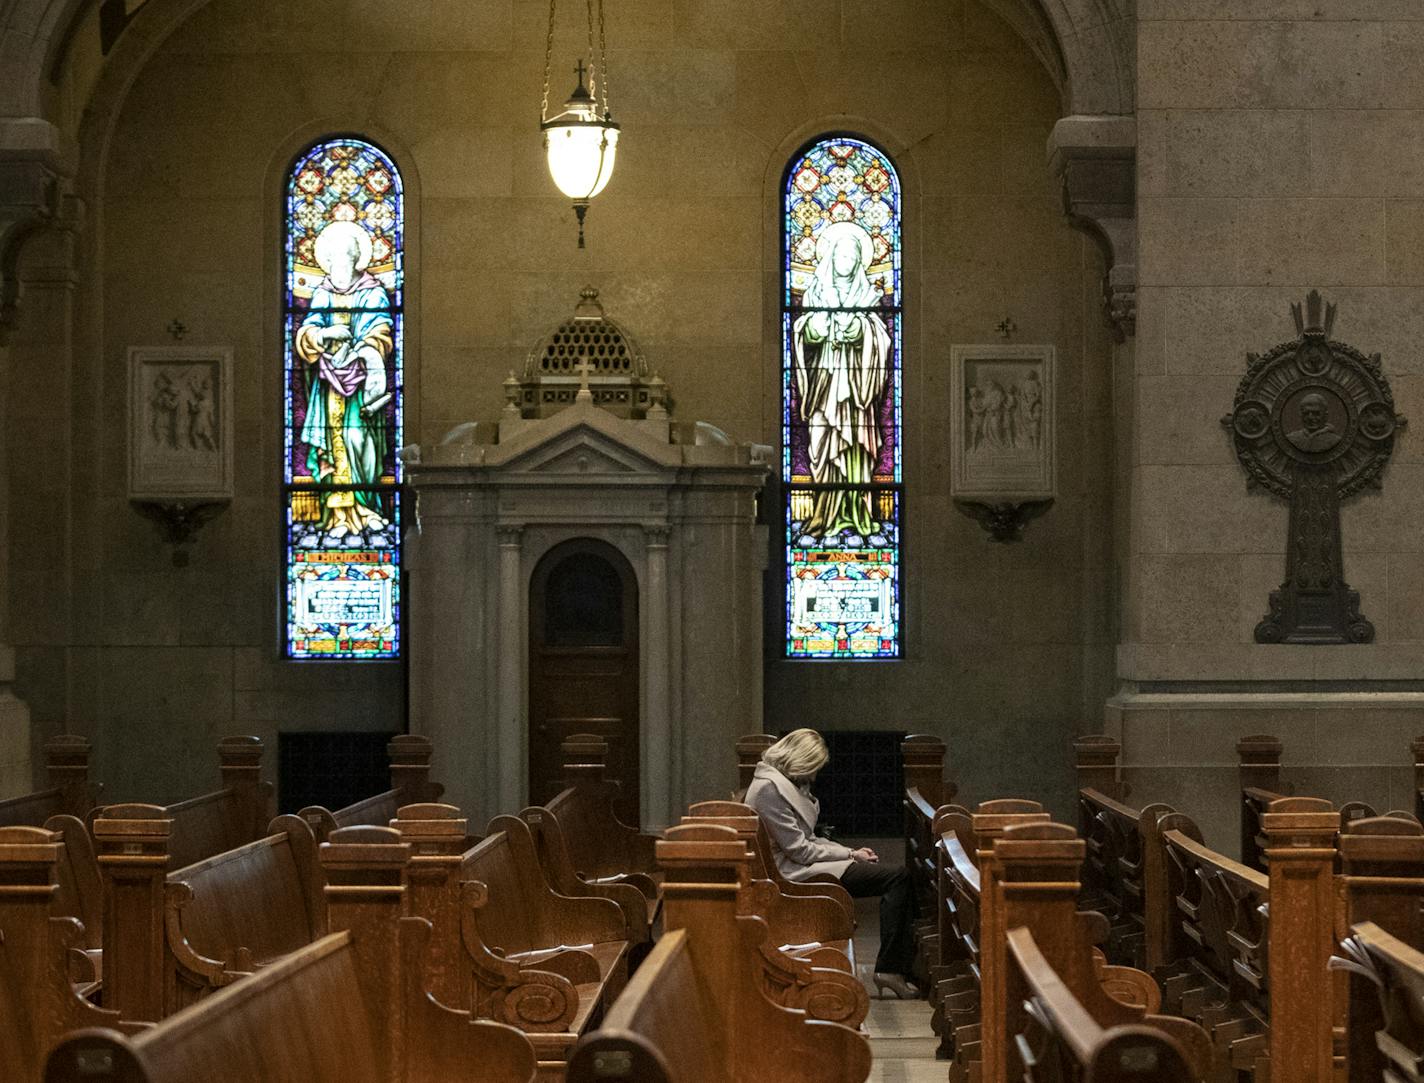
1284;392;1342;454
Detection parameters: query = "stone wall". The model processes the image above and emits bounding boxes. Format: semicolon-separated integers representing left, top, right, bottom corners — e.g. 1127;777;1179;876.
7;0;1114;816
1120;0;1424;852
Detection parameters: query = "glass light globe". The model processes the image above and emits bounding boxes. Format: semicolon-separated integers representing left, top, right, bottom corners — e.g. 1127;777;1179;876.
544;120;619;201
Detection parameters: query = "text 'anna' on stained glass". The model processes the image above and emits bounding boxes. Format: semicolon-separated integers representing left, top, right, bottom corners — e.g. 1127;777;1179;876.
783;137;903;660
283;138;404;660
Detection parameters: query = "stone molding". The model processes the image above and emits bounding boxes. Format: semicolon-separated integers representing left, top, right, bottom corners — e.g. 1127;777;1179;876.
1049;114;1136;343
0;151;65;334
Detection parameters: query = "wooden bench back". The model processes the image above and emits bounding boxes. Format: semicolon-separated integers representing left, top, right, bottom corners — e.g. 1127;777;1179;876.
987;822;1211;1082
1077;787;1173;970
567;823;872;1082
400;808;625;1041
44;826;537;1083
0;825;141;1083
1006;926;1200;1082
902;734;953;910
544;734;657;883
91;801;323;1022
43;814;103;962
298;734;443;843
87;736;272;872
518;802;651;950
1158;813;1269;1002
1335;920;1424;1083
0;736;98;828
733;733;776;800
159;814;324;1014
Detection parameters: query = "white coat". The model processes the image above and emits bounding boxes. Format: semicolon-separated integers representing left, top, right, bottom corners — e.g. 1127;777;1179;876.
744;762;854;881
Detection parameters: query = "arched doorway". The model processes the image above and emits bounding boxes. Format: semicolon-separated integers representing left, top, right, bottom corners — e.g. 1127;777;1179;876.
528;538;640;821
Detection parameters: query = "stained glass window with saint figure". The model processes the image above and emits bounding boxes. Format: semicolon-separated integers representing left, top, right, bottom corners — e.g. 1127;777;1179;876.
283;138;403;659
783;137;902;659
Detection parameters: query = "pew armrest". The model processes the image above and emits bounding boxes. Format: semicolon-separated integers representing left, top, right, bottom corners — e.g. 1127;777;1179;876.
506;946;603;986
162;880;247;992
581;870;659;902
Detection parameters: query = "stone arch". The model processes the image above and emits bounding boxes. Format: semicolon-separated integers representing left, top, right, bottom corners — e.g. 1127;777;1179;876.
980;0;1135;116
0;0;90;118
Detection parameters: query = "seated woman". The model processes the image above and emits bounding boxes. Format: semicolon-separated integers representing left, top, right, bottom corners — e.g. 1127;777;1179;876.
744;728;919;999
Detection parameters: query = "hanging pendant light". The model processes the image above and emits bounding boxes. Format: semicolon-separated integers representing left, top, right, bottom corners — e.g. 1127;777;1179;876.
540;0;619;249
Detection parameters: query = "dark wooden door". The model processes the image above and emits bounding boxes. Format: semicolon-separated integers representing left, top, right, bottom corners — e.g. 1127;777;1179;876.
529;539;640;822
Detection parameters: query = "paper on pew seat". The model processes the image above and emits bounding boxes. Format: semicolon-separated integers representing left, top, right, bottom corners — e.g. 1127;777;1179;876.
779;941;824;953
506;943;596;961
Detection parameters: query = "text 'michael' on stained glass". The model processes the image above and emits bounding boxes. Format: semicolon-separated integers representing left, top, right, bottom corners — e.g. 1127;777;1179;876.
283;138;403;660
783;137;902;659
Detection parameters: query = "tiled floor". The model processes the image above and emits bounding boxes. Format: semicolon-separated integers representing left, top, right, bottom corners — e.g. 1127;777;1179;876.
850;872;942;1082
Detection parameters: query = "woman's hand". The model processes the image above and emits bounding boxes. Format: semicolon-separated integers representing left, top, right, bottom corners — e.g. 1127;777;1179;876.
851;847;879;863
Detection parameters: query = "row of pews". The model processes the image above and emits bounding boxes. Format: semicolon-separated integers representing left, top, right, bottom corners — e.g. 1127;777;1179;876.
904;730;1424;1082
4;731;879;1081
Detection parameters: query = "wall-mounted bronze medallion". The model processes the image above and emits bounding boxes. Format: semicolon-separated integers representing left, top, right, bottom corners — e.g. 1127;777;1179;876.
1223;291;1406;644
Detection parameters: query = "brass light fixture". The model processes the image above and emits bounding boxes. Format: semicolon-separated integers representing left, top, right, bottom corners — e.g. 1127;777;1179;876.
539;0;619;248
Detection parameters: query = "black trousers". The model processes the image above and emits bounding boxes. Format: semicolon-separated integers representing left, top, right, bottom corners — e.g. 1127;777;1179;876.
838;861;915;977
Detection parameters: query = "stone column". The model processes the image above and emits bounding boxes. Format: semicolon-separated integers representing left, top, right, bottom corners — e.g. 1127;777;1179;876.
643;526;671;829
0;149;64;797
496;525;524;818
0;646;29;796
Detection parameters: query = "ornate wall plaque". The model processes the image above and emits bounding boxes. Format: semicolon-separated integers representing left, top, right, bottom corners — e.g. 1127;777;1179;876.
128;346;234;500
1224;292;1405;644
950;344;1055;541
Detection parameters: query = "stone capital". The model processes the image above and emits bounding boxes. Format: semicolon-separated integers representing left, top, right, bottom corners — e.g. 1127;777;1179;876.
0;133;77;335
1049;114;1136;343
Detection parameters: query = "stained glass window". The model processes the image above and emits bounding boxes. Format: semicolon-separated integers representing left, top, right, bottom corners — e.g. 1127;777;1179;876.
783;137;902;659
283;138;403;660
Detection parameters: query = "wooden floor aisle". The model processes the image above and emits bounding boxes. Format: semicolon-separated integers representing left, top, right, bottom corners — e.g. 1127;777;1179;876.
850;873;941;1082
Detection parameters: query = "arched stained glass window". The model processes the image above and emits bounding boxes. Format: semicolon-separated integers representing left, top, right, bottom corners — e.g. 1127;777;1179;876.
783;137;902;659
283;138;403;660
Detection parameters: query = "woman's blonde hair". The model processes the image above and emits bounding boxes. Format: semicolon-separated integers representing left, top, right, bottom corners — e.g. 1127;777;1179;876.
762;728;830;782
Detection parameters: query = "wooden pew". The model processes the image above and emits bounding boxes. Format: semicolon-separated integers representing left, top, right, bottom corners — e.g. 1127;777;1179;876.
1333;921;1424;1083
565;823;873;1083
87;736;273;872
0;738;104;983
0;736;99;827
391;802;629;1078
0;825;146;1083
43;826;537;1083
1330;814;1424;1080
541;734;661;909
298;734;443;843
1140;796;1347;1082
681;799;856;929
517;802;654;962
987;821;1210;1082
1006;927;1204;1082
733;732;775;801
87;803;325;1022
1237;734;1388;873
1140;805;1271;1075
676;801;866;1025
903;733;956;921
1075;736;1173;971
932;800;1051;1077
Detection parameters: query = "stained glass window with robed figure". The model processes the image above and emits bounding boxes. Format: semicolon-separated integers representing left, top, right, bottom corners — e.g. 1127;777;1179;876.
783;137;902;659
283;138;403;660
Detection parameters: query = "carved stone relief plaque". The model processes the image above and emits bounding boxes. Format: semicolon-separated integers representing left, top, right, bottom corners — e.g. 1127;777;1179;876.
950;344;1056;541
1224;292;1405;644
128;346;234;500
